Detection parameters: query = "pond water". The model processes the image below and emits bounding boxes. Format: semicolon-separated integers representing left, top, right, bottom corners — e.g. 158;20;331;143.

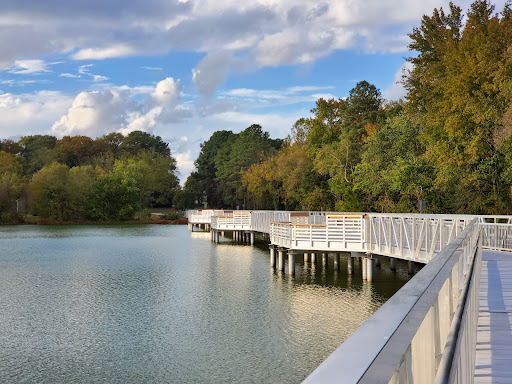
0;225;412;383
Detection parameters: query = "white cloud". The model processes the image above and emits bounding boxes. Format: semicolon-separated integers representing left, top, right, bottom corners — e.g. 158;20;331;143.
78;64;93;75
92;74;109;82
9;60;49;74
60;73;80;78
0;0;482;97
152;77;181;106
383;61;413;101
0;90;73;137
72;44;136;60
174;150;195;179
142;66;163;71
51;77;183;138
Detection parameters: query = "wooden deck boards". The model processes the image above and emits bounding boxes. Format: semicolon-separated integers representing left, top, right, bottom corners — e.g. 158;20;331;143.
474;250;512;383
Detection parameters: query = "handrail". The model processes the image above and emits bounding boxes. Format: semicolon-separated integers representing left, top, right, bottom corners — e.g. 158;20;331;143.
303;218;479;383
434;231;481;384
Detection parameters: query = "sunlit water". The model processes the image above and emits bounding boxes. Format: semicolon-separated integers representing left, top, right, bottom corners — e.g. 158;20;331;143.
0;225;412;383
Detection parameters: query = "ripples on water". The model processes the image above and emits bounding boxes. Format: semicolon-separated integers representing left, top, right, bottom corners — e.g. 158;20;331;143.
0;225;411;383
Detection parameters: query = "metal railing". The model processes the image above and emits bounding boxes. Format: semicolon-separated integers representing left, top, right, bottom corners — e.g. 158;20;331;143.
365;214;473;262
303;218;481;384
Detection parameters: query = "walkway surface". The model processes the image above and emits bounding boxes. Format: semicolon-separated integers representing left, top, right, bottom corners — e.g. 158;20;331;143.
474;250;512;383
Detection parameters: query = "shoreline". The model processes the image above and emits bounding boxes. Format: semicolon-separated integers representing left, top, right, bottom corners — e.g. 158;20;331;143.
0;218;189;226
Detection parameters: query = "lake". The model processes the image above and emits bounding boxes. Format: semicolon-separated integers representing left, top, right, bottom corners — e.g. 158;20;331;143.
0;225;411;383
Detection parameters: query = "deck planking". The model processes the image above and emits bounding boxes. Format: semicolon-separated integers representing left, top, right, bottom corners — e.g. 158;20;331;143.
474;250;512;383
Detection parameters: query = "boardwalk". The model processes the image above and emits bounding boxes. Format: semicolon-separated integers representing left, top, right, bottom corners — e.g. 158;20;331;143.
475;250;512;383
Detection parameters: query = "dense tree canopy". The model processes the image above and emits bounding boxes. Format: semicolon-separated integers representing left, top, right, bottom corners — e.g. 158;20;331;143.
0;131;179;222
181;1;512;215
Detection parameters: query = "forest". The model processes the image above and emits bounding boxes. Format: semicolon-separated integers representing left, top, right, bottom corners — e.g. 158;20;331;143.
178;0;512;215
2;0;512;222
0;131;179;222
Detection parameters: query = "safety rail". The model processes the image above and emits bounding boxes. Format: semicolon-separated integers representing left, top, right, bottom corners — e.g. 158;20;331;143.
188;209;224;224
481;223;512;251
365;215;473;263
303;218;481;384
211;211;252;230
270;214;365;251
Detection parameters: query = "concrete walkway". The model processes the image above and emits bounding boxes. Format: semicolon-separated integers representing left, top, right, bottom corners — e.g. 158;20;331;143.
474;250;512;383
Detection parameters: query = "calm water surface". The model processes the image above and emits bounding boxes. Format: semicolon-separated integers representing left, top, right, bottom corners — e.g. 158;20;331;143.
0;225;412;383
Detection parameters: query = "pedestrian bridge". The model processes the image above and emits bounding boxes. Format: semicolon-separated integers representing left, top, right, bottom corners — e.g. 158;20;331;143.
189;209;494;263
187;209;512;383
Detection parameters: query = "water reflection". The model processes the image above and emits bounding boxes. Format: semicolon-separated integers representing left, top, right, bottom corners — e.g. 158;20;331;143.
0;225;410;383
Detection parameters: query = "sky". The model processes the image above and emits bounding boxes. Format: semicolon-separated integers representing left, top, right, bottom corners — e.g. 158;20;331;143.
0;0;507;182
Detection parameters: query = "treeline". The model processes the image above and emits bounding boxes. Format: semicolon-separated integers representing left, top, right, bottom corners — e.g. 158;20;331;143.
0;131;179;222
180;1;512;215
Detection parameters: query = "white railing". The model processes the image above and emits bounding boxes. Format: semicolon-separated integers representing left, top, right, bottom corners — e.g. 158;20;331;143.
211;211;252;230
270;214;365;252
481;223;512;251
304;218;481;384
365;214;473;262
188;209;224;224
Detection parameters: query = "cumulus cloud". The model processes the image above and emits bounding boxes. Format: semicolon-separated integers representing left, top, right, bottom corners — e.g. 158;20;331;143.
0;90;73;137
383;61;413;101
51;77;183;138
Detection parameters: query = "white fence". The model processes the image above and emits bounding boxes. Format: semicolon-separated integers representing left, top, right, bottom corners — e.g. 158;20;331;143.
211;211;252;230
188;209;224;224
270;214;365;251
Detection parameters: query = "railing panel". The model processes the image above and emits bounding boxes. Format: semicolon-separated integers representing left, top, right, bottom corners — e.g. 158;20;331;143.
303;219;480;384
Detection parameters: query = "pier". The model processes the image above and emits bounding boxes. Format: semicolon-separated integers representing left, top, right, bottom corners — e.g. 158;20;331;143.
188;209;512;382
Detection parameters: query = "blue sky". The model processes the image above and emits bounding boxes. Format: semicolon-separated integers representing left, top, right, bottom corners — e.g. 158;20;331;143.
0;0;504;182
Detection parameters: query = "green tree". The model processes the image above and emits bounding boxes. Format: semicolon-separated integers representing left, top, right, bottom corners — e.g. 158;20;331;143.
405;0;512;213
186;130;236;208
0;151;24;219
29;162;71;220
54;136;108;167
91;160;145;220
19;135;57;175
353;113;433;212
215;124;281;208
119;131;171;157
